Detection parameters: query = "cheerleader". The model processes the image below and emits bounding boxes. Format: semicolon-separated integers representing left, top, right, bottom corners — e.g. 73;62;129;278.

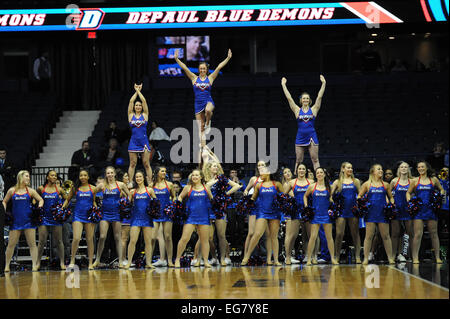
127;83;153;186
241;167;284;266
390;161;413;262
285;164;314;264
151;166;176;267
196;153;240;266
174;49;232;136
281;75;326;172
174;169;214;268
92;166;130;269
2;170;44;272
242;161;273;264
36;170;67;270
303;167;339;265
331;162;362;263
358;164;395;265
123;171;157;269
119;172;133;267
281;168;293;186
406;161;445;264
62;169;103;270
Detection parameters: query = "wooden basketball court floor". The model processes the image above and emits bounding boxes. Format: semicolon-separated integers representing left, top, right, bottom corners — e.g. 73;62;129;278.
0;263;448;299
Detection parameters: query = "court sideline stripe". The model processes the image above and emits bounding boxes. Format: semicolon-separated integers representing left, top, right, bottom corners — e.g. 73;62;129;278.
387;265;450;292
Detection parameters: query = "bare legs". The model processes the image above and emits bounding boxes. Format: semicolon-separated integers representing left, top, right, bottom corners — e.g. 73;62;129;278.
284;219;300;264
241;219;280;266
128;151;153;186
5;229;38;272
70;222;95;269
306;224;337;265
334;217;361;263
37;225;66;270
412;219;441;264
294;144;320;172
175;224;211;268
363;222;394;265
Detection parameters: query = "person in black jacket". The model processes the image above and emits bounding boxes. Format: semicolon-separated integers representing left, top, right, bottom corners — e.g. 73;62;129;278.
0;147;15;198
69;141;96;181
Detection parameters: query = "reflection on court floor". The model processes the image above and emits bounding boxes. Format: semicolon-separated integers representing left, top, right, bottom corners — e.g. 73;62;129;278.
0;264;448;299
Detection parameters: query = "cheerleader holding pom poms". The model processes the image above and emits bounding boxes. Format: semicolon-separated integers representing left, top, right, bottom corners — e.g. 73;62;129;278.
36;170;67;270
303;167;339;266
127;83;153;186
62;169;103;270
330;162;362;264
390;161;414;263
240;166;284;266
357;164;395;265
151;166;176;267
92;166;131;269
2;170;44;272
123;171;157;269
174;169;214;268
281;75;326;172
174;48;232;138
406;161;445;264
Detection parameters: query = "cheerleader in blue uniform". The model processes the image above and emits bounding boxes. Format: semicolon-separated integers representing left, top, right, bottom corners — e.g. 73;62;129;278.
92;166;130;269
406;161;444;264
127;83;153;186
36;170;67;270
63;169;103;270
303;168;338;266
331;162;362;263
119;172;133;267
174;49;232;137
192;148;241;266
151;166;176;267
358;164;395;265
281;75;326;172
242;161;274;264
124;171;157;269
390;161;413;263
241;167;284;266
174;169;214;268
2;170;44;272
285;164;314;264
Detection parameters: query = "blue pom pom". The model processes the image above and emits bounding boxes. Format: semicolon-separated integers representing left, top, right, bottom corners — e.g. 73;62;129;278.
273;193;298;219
236;195;255;216
429;190;443;212
302;206;315;222
407;196;423;217
383;203;398;221
211;193;232;219
30;204;44;226
352;195;370;218
164;200;187;224
328;202;342;220
147;198;161;219
115;157;124;166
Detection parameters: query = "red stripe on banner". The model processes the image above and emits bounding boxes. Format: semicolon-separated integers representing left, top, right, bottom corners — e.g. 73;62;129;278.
344;2;400;23
420;0;433;21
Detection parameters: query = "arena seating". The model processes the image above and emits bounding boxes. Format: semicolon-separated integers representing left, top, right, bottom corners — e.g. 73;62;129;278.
88;71;448;176
0;91;59;170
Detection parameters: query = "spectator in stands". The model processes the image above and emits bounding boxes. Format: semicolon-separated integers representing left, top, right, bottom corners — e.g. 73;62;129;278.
360;45;383;72
172;181;182;197
104;121;123;145
427;142;446;171
149;121;170;146
69;140;96;181
98;138;122;169
32;51;51;92
171;170;186;187
0;147;15;197
390;58;407;72
438;167;449;235
229;168;245;191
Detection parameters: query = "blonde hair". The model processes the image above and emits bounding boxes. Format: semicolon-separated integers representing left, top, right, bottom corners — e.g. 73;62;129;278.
188;169;205;186
203;162;224;182
396;161;413;179
336;162;356;193
368;164;382;185
15;170;30;189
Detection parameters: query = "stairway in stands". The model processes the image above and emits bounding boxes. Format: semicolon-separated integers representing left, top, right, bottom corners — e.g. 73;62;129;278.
35;110;101;168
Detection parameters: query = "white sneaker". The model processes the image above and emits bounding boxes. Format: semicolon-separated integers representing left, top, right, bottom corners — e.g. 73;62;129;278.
152;259;168;267
204;123;211;135
368;252;374;262
209;258;218;265
291;257;301;264
200;259;205;266
224;257;232;265
317;258;328;264
301;256;308;263
122;260;128;266
397;254;406;262
191;259;198;266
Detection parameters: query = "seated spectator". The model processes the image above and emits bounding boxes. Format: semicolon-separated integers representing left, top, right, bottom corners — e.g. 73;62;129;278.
0;146;15;197
390;58;407;72
149;121;170;163
104;121;124;144
69;140;96;181
427;142;446;171
229;168;245;191
171;170;186;187
98;138;123;169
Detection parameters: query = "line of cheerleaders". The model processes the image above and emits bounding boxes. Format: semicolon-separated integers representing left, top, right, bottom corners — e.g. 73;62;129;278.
1;158;446;272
